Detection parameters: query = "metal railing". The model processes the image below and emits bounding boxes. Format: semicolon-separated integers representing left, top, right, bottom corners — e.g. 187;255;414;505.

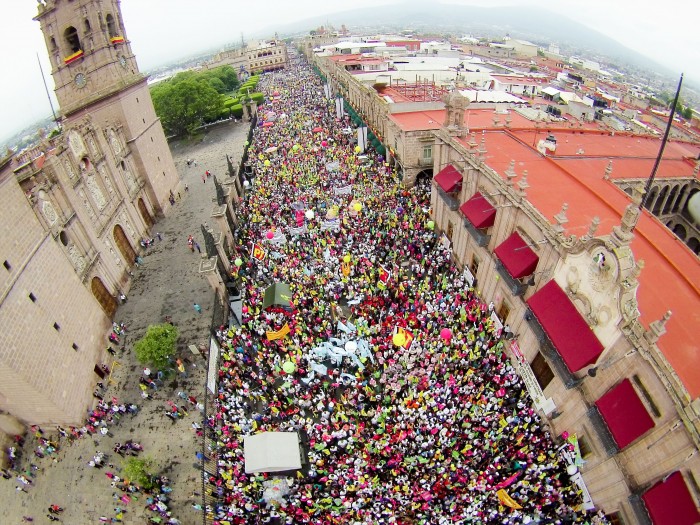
200;290;225;524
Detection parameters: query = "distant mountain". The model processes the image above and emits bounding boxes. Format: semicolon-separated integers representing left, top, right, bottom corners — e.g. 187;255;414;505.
255;1;677;80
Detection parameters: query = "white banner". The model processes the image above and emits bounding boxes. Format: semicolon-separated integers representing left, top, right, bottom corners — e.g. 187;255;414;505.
333;185;353;196
288;225;307;236
440;233;451;250
357;126;367;153
324;83;331;99
335;96;344;118
463;265;475;287
321;219;341;231
270;231;287;245
207;337;220;395
490;311;503;333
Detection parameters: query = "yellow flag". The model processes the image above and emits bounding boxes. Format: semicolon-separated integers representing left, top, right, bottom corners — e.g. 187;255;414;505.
266;323;291;341
497;489;522;509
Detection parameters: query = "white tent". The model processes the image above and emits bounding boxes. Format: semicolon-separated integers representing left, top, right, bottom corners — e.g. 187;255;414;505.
244;432;302;473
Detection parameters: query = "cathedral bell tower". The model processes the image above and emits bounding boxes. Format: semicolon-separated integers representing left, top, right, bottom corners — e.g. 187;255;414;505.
34;0;180;217
34;0;141;116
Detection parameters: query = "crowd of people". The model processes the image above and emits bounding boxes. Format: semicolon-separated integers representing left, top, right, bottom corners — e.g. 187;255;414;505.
203;52;606;525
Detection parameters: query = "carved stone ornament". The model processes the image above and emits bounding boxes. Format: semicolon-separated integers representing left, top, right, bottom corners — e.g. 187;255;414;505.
104;239;121;266
67;129;87;161
98;163;116;198
108;128;122;155
63;159;76;179
86;174;107;210
122;162;138;193
67;243;86;273
119;211;137;241
78;188;96;222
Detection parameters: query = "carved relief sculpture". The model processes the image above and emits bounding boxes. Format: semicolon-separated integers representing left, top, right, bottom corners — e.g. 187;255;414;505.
67;243;87;273
85;174;107;209
67;129;87;161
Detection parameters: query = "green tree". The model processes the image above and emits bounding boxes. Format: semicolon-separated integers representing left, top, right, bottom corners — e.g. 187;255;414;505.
212;65;239;92
122;456;157;489
205;76;227;94
682;106;693;120
151;79;223;136
134;323;179;369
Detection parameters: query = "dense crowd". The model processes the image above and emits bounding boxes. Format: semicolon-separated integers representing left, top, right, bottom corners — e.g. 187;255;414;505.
204;52;603;524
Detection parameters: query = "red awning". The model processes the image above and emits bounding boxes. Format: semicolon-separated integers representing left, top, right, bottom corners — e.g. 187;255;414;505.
642;471;700;525
493;231;539;278
595;378;655;449
433;164;462;193
526;280;604;372
460;192;496;229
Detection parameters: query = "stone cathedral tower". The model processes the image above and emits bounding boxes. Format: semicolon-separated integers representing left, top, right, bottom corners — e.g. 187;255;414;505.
34;0;180;218
0;0;180;427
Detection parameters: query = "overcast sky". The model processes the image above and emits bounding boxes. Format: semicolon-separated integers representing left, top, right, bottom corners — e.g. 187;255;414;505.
1;0;695;145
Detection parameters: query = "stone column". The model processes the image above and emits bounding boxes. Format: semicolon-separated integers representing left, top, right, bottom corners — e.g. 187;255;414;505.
212;230;231;274
211;204;234;252
199;256;229;320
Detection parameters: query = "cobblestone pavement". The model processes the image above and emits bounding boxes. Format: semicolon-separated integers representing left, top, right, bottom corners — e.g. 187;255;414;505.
0;120;250;524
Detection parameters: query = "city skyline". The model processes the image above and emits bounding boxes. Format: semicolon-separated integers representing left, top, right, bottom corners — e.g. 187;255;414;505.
1;0;696;145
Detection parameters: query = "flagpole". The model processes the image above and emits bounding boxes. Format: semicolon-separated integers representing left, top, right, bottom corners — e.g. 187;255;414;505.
37;53;60;128
639;74;683;214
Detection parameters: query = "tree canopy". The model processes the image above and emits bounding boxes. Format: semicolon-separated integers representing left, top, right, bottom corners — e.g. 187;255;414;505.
122;456;157;489
150;66;240;136
134;323;179;369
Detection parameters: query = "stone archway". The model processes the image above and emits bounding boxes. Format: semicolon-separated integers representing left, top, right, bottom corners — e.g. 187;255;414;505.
688;237;699;255
138;198;154;228
653;185;668;215
113;224;136;266
673;223;687;241
645;187;658;211
91;276;117;317
664;185;678;215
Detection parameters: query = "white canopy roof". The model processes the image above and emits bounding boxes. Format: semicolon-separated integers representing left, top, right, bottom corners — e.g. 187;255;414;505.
244;432;302;473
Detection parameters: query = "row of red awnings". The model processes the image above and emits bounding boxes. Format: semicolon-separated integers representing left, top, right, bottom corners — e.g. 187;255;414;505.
435;169;700;523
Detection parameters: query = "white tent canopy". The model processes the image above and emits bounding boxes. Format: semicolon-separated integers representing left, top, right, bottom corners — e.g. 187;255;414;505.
244;432;302;473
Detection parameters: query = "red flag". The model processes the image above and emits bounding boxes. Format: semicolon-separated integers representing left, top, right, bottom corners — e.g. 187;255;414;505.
251;243;266;261
377;264;391;284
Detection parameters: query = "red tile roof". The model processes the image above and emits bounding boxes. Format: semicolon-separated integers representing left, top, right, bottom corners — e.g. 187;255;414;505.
465;130;700;398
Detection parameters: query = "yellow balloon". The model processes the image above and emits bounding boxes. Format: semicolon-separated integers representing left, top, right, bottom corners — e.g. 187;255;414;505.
393;332;406;347
343;254;351;263
353;202;362;212
264;160;271;167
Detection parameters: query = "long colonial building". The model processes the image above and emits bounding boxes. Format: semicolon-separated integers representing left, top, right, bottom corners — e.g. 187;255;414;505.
0;0;179;430
305;37;700;524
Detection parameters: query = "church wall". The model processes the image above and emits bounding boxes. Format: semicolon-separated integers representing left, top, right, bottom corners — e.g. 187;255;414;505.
0;169;108;426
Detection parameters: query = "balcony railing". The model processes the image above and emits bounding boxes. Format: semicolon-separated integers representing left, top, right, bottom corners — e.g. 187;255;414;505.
463;218;490;247
495;259;528;296
586;406;620;457
437;187;460;211
524;307;578;389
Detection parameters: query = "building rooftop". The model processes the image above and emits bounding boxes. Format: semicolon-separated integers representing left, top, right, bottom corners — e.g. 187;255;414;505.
456;129;700;398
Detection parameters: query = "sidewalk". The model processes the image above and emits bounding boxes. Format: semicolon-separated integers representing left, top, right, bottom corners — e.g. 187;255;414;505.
0;120;251;524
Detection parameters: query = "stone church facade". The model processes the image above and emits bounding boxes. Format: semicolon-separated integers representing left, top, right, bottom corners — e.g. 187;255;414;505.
0;0;179;428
